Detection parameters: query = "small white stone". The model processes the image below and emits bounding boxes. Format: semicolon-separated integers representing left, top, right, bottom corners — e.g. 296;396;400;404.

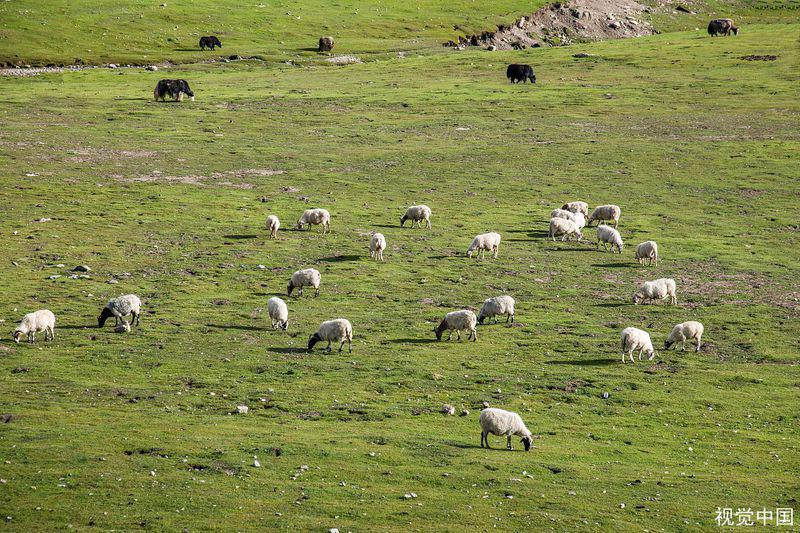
253;460;261;467
236;405;249;414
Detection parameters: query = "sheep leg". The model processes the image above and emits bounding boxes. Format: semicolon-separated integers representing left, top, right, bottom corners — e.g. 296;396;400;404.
482;432;490;448
325;341;332;352
628;350;635;363
426;219;431;229
338;340;344;352
471;329;477;341
506;435;512;450
298;287;304;296
29;331;35;343
456;330;461;341
447;331;452;341
348;338;352;353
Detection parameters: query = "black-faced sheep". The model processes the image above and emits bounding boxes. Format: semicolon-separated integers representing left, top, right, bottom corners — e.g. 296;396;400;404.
12;310;55;344
98;295;141;328
435;310;477;341
478;295;515;324
479;408;533;451
297;208;330;233
632;278;677;305
287;268;321;297
308;318;352;352
400;205;431;229
267;297;289;330
664;321;704;351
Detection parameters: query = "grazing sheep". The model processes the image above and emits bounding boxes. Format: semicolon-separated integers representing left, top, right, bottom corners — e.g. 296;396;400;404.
308;318;352;352
467;232;501;259
267;297;289;330
435;310;477;341
297;208;330;233
549;217;583;242
664;321;704;352
98;294;141;328
479;408;533;451
287;268;321;297
561;201;589;217
478;295;515;324
596;225;623;253
318;36;335;52
632;278;677;305
587;204;621;227
620;327;655;363
635;241;658;266
400;205;432;229
551;208;576;221
266;215;280;239
12;309;55;344
369;233;387;261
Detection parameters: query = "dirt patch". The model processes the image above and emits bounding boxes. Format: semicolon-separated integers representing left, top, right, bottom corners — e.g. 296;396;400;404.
120;168;282;188
66;148;159;163
445;0;654;50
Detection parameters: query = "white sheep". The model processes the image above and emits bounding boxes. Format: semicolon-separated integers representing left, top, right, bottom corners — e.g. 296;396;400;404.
12;309;55;344
400;205;431;229
98;294;141;328
620;326;655;363
369;233;386;261
297;208;330;233
267;297;289;330
664;321;704;352
435;310;477;341
571;212;586;229
635;241;658;266
266;215;280;239
308;318;353;352
587;204;621;227
596;225;623;253
287;268;321;297
550;208;576;221
479;408;533;451
549;218;583;242
478;295;516;324
632;278;677;305
561;201;589;217
467;232;501;259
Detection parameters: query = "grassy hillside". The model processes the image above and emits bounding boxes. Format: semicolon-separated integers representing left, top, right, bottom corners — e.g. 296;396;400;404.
0;10;798;533
0;0;547;66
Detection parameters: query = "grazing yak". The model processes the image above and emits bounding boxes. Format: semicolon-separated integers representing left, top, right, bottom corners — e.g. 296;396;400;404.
506;64;536;84
318;36;335;52
708;19;739;36
199;36;223;50
154;79;195;102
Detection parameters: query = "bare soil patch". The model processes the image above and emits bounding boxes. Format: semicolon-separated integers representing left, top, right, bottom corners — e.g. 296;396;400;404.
446;0;654;50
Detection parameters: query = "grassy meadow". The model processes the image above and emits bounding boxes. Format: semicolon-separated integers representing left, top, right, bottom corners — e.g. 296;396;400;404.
0;1;799;531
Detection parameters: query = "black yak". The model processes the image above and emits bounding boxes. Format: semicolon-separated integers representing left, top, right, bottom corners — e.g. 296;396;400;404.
154;79;195;102
506;64;536;84
708;19;739;36
318;36;335;52
199;36;223;50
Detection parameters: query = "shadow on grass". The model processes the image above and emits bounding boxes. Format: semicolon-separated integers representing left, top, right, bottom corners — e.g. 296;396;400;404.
58;324;96;330
299;47;322;52
548;246;594;252
592;262;630;268
547;358;616;366
375;224;401;229
206;324;269;331
318;254;361;263
268;347;309;354
223;234;259;240
596;302;625;308
174;48;203;52
388;338;437;344
429;254;459;260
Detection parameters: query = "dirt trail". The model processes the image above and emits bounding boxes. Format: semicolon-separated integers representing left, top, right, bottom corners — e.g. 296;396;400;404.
446;0;655;50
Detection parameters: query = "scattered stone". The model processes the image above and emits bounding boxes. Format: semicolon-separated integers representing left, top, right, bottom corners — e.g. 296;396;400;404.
459;409;469;417
602;392;610;399
108;279;119;284
35;218;51;223
324;55;362;65
675;4;692;13
236;405;249;414
114;322;131;333
259;196;269;202
73;265;91;272
620;503;626;508
146;65;159;71
573;52;592;58
48;275;61;280
253;459;261;467
482;401;490;408
441;404;455;416
108;64;118;69
1;414;15;423
329;529;340;533
486;45;497;51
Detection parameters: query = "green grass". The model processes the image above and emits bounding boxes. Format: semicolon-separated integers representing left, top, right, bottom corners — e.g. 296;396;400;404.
0;8;799;533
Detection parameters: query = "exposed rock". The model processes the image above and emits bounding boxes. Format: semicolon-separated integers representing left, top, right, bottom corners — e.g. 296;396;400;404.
441;404;455;416
145;65;158;71
73;265;91;272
